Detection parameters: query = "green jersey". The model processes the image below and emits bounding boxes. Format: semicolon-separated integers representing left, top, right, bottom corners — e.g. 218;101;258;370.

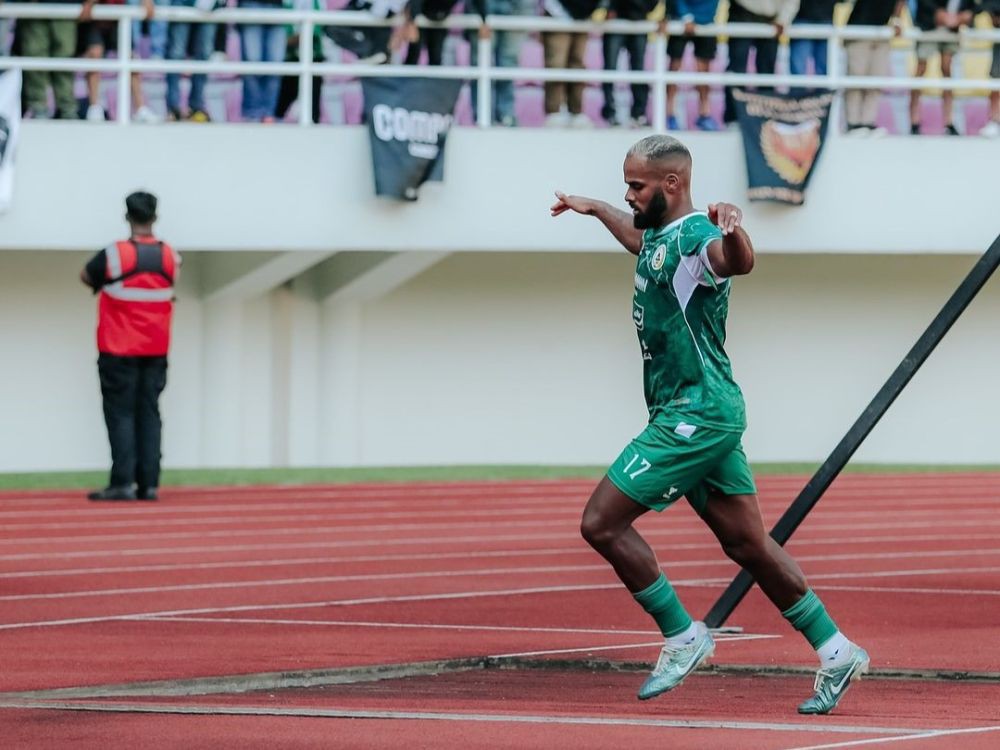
632;211;746;432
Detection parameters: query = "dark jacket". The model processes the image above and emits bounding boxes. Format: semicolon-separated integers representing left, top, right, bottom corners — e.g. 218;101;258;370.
914;0;975;30
608;0;659;19
847;0;899;26
793;0;836;22
409;0;487;20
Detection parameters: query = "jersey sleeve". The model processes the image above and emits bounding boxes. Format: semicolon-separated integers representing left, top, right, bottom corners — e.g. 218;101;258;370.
84;249;108;289
679;214;725;288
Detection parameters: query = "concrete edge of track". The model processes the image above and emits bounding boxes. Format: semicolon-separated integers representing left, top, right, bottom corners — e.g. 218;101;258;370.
4;656;1000;702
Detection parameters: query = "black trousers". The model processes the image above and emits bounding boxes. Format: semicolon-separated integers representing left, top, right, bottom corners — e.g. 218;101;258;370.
602;32;649;120
723;3;779;123
98;354;168;490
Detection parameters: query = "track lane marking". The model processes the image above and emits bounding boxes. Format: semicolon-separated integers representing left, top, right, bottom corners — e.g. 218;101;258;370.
4;563;1000;604
4;530;999;563
786;724;1000;749
0;699;934;736
6;544;1000;580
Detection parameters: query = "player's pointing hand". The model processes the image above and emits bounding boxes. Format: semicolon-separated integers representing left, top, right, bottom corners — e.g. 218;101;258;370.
551;191;596;217
708;202;743;236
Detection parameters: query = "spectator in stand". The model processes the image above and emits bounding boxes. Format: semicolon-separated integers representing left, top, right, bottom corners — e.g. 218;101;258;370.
325;0;407;64
237;0;289;122
542;0;606;127
788;0;835;87
844;0;904;136
80;0;162;122
129;0;169;60
16;0;80;119
722;0;800;127
980;0;999;137
910;0;975;135
402;0;485;66
665;0;721;130
276;0;325;122
600;0;657;128
165;0;219;121
468;0;537;127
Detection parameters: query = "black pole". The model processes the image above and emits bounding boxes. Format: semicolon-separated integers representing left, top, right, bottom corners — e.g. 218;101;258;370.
705;234;1000;629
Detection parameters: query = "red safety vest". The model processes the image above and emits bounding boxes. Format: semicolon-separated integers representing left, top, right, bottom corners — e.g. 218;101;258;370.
97;238;179;357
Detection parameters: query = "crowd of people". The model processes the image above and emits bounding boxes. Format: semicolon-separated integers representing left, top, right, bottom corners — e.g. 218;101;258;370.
3;0;999;135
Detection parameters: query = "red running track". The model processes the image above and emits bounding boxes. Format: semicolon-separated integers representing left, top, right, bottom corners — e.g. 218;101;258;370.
2;474;999;748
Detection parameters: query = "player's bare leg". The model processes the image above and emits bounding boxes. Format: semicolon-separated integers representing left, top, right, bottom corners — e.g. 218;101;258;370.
581;477;714;699
701;490;870;714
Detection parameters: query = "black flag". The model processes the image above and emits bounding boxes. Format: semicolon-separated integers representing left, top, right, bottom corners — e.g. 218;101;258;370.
731;89;834;206
361;77;463;201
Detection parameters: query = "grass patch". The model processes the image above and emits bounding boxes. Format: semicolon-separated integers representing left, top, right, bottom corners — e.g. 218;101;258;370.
0;463;996;491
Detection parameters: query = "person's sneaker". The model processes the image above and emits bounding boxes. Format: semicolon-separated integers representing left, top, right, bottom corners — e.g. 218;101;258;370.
695;115;720;131
496;115;516;128
798;644;870;715
137;487;158;501
981;120;1000;138
944;123;960;136
134;105;161;124
188;110;211;123
846;125;871;138
544;111;571;128
910;122;921;135
570;113;592;129
637;622;715;700
667;115;681;131
869;126;888;138
630;114;650;128
86;104;106;122
87;486;136;502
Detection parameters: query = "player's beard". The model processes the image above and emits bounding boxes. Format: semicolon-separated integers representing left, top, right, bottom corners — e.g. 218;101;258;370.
633;189;668;229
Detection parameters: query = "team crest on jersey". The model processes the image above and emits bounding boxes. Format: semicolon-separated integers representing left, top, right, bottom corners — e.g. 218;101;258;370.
650;245;666;271
632;302;644;331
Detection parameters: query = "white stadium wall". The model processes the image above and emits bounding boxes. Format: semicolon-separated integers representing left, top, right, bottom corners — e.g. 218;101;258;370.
1;124;998;471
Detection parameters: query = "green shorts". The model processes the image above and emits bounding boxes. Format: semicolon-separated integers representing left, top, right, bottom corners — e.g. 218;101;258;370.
607;418;757;515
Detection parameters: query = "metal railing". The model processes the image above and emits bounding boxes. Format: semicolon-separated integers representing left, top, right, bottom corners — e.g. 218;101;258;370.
1;3;998;129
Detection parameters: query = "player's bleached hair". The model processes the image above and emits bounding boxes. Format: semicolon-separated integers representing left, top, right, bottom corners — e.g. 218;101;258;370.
626;135;691;164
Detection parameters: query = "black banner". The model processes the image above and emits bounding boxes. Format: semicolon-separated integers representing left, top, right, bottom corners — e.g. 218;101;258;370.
361;77;463;201
731;89;834;206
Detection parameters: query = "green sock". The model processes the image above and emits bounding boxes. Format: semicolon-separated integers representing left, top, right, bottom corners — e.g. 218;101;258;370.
782;589;839;649
633;572;693;638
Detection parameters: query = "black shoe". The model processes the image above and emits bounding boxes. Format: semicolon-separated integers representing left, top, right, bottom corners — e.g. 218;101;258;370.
88;486;136;501
944;123;959;136
137;487;158;501
910;122;920;135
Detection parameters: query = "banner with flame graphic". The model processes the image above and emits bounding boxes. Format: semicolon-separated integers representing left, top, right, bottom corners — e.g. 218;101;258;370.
731;89;834;205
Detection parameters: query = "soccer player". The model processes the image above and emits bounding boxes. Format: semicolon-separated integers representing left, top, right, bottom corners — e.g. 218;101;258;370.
550;135;869;715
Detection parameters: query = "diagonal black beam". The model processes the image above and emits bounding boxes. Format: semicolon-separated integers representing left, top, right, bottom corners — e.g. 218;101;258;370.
705;233;1000;629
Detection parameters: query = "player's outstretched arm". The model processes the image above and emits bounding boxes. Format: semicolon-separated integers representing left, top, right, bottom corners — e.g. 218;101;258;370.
705;202;755;277
551;191;643;256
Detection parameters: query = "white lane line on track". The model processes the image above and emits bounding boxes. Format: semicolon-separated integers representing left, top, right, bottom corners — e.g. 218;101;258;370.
139;616;675;636
138;616;779;645
0;699;931;736
6;565;999;631
0;564;617;602
6;504;999;532
811;583;1000;596
786;724;1000;749
7;561;1000;603
4;489;999;520
490;634;778;659
7;544;1000;581
4;529;1000;564
8;516;1000;548
0;583;627;630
